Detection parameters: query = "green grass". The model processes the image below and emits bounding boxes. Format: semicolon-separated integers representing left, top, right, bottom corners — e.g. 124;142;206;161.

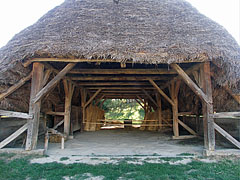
0;154;239;180
60;157;69;161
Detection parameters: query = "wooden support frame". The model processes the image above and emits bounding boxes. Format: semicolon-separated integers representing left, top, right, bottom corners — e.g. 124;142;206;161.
84;89;102;108
63;79;75;136
213;112;240;119
80;88;87;132
170;80;181;137
33;63;76;103
156;93;163;130
170;64;211;105
200;62;215;152
135;99;145;110
0;72;32;101
178;119;197;135
0;110;32;119
142;89;158;107
148;79;174;106
214;122;240;149
0;123;28;149
26;62;44;150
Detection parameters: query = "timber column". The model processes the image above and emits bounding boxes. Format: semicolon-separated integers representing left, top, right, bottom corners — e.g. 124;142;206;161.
26;62;44;150
200;62;215;154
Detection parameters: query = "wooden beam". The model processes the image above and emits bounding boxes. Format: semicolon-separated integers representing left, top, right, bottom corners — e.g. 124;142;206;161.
23;58;133;67
149;79;174;106
95;95;105;105
53;120;64;130
80;88;87;132
170;64;211;105
213;112;240;119
88;87;155;90
200;62;215;151
178;119;197;135
84;89;102;108
70;69;177;75
222;86;240;104
42;69;52;86
70;76;170;81
0;123;28;149
0;72;32;101
46;111;65;116
142;89;158;107
162;63;202;90
172;135;197;140
33;63;76;104
26;62;44;150
63;79;75;136
77;82;158;86
135;99;145;109
170;80;181;137
214;122;240;149
156;93;162;130
0;110;32;119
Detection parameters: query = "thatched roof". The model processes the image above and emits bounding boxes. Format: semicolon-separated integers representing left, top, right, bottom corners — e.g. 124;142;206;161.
0;0;240;87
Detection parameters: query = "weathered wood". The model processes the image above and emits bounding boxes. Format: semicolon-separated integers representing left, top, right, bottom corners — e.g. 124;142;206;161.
77;82;159;86
149;79;174;106
223;86;240;104
80;88;87;132
135;99;145;109
213;112;240;119
0;72;32;101
84;89;102;108
172;135;197;140
142;89;158;107
200;62;215;151
156;93;162;130
95;95;105;106
0;110;32;119
33;63;76;103
178;112;193;116
214;122;240;149
70;69;177;75
63;79;75;136
23;58;133;67
53;120;64;130
42;69;52;86
0;123;28;149
88;87;155;90
178;119;197;135
71;76;170;81
170;81;181;137
171;64;210;105
162;63;202;90
46;111;65;116
26;62;44;150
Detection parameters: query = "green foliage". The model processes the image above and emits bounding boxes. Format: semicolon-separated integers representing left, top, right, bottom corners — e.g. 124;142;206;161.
102;99;145;120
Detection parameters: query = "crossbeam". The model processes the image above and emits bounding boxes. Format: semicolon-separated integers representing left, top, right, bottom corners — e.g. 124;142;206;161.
170;64;211;104
0;123;28;149
214;122;240;149
0;72;32;101
84;89;102;108
70;69;177;75
148;79;174;106
0;110;32;119
33;63;76;103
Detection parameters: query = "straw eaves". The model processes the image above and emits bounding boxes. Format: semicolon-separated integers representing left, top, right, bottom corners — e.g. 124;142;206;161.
0;0;239;87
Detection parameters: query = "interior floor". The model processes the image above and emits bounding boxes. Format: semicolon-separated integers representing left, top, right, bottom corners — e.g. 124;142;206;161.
40;129;204;156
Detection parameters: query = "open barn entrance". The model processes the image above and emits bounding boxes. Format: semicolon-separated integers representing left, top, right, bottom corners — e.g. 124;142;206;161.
0;59;239;156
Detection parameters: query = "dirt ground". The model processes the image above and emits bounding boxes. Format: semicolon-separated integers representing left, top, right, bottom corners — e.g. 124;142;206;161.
44;129;203;156
33;129;207;164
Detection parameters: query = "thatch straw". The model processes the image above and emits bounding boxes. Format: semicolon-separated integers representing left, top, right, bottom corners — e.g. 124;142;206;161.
0;0;239;87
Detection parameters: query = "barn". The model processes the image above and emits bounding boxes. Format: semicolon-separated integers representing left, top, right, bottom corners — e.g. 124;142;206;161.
0;0;239;156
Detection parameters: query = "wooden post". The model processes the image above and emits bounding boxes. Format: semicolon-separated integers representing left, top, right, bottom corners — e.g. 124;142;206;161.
200;62;215;152
26;62;44;150
63;79;75;136
80;88;86;132
170;80;181;137
156;93;162;130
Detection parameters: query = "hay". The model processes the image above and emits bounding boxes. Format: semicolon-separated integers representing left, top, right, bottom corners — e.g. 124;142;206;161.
84;105;105;132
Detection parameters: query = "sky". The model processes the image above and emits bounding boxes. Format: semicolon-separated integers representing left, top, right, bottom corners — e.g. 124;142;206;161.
0;0;239;48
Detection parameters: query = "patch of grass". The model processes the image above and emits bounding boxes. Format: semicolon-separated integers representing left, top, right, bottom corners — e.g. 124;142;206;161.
0;156;239;180
177;153;195;156
60;157;69;161
0;153;16;159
